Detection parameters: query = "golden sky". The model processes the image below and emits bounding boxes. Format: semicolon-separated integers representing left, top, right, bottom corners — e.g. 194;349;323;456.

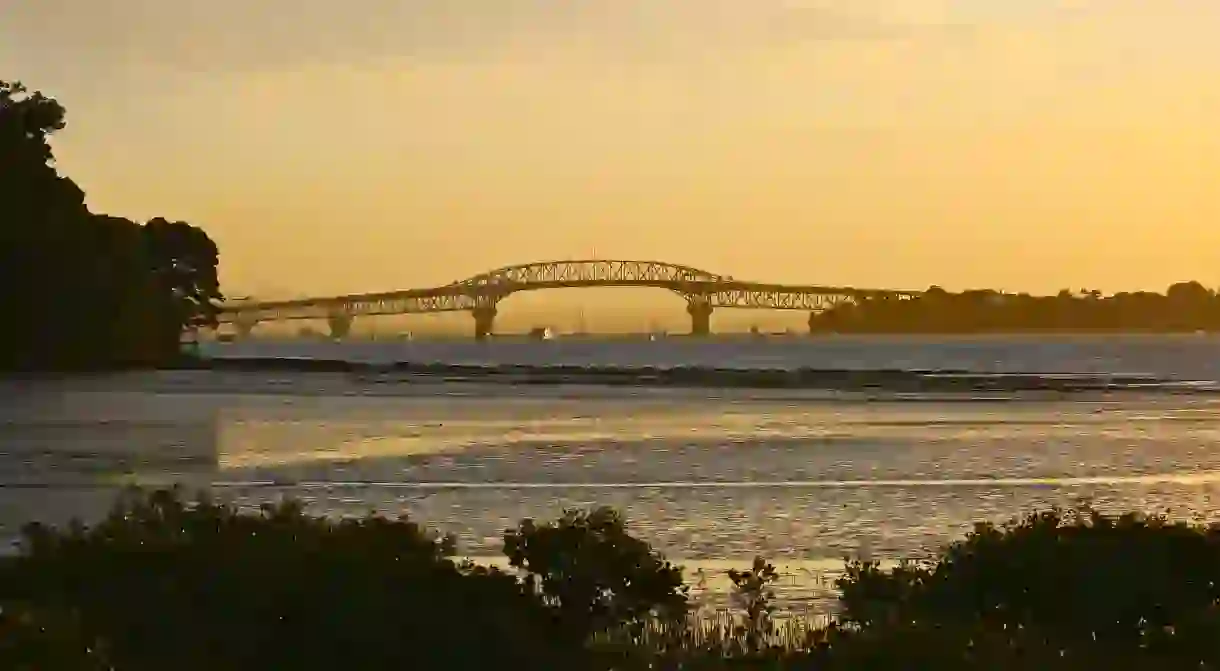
5;0;1220;310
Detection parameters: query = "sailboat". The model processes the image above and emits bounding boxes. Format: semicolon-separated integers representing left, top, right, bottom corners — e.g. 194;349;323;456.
576;308;588;337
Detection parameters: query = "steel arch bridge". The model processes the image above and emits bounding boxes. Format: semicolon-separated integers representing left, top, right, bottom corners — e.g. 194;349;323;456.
217;259;920;339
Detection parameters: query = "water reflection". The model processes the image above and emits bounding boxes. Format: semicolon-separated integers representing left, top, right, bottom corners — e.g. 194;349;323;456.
0;383;221;543
206;389;1220;572
4;370;1220;614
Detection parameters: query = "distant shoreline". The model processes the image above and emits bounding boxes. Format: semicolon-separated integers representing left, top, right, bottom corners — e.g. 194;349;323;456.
208;330;1219;341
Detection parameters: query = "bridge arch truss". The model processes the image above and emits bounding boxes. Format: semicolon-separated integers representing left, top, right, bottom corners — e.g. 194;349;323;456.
459;259;725;288
216;259;919;334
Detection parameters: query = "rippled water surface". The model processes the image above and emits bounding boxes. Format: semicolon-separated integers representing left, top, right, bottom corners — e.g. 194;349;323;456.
4;336;1220;612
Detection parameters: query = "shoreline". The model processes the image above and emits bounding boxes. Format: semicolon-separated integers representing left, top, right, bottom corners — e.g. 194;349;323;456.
3;355;1214;394
154;356;1214;394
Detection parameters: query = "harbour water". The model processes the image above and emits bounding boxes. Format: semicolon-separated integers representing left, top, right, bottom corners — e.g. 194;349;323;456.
3;335;1220;615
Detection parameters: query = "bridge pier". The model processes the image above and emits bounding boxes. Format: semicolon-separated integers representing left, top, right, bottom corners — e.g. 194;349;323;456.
686;299;713;337
472;306;498;341
234;317;259;339
215;263;920;339
326;312;354;340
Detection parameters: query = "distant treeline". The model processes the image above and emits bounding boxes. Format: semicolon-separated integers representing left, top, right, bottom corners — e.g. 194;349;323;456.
809;283;1220;333
0;80;222;370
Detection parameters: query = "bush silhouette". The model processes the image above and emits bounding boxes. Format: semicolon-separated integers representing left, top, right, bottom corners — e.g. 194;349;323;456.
836;507;1220;668
9;490;1220;670
0;602;111;671
504;506;689;645
0;487;571;671
727;556;780;654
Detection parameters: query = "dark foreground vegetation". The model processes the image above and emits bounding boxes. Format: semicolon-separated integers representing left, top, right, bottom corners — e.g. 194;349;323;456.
810;283;1220;333
3;489;1220;670
1;80;222;371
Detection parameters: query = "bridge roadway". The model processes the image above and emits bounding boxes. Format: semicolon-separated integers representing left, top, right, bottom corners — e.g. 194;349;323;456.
216;260;921;339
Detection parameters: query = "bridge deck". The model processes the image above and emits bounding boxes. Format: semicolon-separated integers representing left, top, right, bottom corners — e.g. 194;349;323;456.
217;260;920;324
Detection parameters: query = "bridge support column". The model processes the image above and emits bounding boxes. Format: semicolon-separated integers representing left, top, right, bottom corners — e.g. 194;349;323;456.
235;317;259;339
472;306;498;341
686;299;713;337
326;312;354;340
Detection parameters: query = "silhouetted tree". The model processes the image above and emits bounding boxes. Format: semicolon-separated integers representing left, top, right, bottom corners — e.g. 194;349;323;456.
504;506;690;644
143;217;222;330
0;80;222;369
835;507;1220;668
0;81;84;214
0;487;571;671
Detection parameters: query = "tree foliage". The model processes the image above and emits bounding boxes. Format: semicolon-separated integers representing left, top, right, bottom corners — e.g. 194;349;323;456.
727;556;780;654
0;488;573;670
0;489;701;671
504;506;690;643
8;489;1220;669
0;602;111;671
0;80;221;370
834;507;1220;668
